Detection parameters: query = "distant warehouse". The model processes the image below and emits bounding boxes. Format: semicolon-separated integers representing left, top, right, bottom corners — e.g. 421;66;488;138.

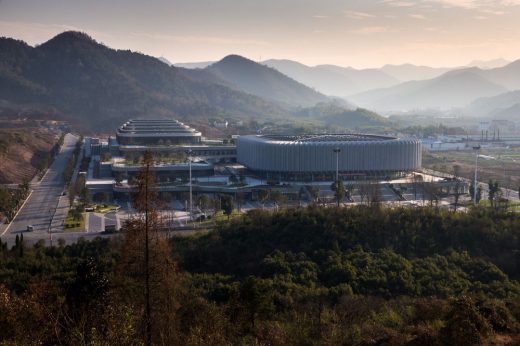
237;134;422;181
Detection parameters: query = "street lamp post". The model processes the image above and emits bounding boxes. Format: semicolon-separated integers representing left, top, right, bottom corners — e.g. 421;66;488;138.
186;149;193;221
473;145;481;205
333;148;341;183
48;209;53;247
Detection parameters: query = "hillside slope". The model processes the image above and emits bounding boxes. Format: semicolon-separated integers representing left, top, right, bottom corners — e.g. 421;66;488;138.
206;55;329;107
0;122;56;184
468;90;520;117
0;32;289;131
296;102;388;129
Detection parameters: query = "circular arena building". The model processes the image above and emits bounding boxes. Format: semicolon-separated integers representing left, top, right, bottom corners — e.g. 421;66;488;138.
237;134;422;181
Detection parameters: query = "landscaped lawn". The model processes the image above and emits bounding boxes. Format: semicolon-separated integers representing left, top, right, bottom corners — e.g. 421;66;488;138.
187;210;243;226
92;204;120;214
64;211;85;232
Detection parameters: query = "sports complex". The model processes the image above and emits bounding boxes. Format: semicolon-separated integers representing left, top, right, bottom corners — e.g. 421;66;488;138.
82;119;448;206
237;134;422;181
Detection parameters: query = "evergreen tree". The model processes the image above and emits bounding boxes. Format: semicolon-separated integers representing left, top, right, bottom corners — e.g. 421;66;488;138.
220;194;234;220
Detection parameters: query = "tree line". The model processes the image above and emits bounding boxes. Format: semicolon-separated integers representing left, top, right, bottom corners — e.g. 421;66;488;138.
0;153;519;344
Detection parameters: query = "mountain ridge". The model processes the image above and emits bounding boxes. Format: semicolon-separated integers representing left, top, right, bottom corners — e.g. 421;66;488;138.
262;59;399;96
0;32;293;131
351;66;511;111
206;55;329;107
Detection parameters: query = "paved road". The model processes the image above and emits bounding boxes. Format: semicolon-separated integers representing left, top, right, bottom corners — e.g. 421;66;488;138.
87;213;104;232
1;134;79;246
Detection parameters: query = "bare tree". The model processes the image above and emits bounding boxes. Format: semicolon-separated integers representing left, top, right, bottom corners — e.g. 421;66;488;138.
118;151;179;345
452;180;464;212
358;181;381;207
307;186;320;204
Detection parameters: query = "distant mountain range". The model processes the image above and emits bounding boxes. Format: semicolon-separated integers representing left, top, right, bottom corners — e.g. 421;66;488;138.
351;67;509;111
261;59;399;96
1;30;515;131
174;58;518;117
174;59;458;96
0;32;304;130
380;64;452;83
174;61;214;69
468;90;520;120
0;31;390;131
261;59;519;113
467;58;510;70
206;56;329;107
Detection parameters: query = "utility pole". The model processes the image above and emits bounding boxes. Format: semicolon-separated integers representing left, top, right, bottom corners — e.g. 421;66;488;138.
144;158;151;346
48;209;53;247
473;145;481;205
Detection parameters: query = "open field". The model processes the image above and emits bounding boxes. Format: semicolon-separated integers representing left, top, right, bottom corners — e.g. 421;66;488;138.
423;147;520;190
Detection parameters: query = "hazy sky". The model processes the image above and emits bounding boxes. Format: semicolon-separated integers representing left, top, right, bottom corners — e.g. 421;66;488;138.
1;0;520;68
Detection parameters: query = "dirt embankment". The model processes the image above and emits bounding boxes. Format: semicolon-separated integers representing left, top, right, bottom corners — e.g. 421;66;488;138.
0;124;57;184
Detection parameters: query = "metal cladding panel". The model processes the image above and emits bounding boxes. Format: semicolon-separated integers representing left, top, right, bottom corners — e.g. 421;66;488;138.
237;135;422;173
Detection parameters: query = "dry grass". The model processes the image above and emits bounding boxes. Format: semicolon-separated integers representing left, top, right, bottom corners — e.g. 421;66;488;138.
0;121;57;184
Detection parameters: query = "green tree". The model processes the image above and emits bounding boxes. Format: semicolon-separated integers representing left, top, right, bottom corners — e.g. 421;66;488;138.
220;194;234;220
442;296;492;345
331;179;345;207
197;194;210;215
470;183;483;204
239;276;275;330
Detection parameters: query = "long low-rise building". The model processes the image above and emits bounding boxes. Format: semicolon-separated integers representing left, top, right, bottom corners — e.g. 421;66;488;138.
116;119;202;145
85;120;424;202
237;134;422;181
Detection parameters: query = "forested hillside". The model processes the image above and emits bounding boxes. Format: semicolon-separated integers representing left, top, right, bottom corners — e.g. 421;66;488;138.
206;55;329;107
0;32;289;131
296;102;389;129
1;206;519;344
